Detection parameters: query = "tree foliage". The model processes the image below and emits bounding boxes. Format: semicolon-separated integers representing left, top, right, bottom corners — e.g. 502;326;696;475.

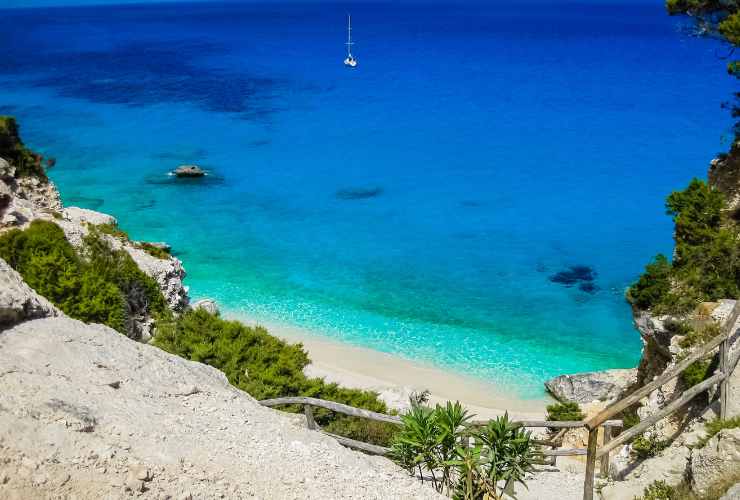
628;179;740;314
0;116;47;180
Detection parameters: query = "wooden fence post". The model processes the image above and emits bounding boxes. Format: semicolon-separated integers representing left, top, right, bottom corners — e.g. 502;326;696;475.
583;427;598;500
304;405;317;430
600;426;612;479
720;338;728;420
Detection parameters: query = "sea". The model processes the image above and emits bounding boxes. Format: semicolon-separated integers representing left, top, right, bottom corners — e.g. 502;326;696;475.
0;0;736;399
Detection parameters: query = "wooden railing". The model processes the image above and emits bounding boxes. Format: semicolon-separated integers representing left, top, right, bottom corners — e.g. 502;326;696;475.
260;302;740;500
581;300;740;500
259;396;621;466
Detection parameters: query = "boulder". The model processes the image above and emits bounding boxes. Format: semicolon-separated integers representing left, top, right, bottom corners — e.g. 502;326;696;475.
62;207;116;227
174;165;206;178
0;257;59;328
721;482;740;500
544;368;637;404
192;298;219;315
691;428;740;496
0;157;14;179
126;245;189;312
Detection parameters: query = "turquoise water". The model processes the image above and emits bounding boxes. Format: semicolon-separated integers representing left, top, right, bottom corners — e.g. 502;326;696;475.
0;0;735;398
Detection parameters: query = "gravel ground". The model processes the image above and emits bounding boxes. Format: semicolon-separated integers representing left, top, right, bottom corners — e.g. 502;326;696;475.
0;317;445;500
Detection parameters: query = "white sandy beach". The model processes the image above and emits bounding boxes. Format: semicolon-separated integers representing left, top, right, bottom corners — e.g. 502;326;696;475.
228;311;553;421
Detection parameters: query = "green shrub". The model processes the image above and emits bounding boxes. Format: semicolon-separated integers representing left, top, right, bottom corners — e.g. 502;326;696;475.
628;254;673;311
0;220;166;337
680;360;712;388
0;116;47;180
678;322;722;349
636;480;675;500
152;308;397;445
621;407;641;430
136;242;171;259
698;417;740;447
96;223;129;240
631;433;669;459
546;401;585;422
628;179;740;314
390;406;537;498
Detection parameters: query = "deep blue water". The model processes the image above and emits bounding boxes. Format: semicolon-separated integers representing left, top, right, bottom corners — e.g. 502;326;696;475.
0;0;735;399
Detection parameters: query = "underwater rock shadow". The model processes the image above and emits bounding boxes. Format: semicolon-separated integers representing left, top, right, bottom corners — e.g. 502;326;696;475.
335;186;383;201
549;265;599;295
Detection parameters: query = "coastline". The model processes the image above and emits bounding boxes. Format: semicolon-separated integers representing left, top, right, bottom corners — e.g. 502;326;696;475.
227;309;553;420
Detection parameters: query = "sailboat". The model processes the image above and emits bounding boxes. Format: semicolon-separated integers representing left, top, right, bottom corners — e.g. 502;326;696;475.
344;14;357;68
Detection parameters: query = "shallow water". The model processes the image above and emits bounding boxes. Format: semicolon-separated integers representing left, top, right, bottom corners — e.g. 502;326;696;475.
0;0;735;398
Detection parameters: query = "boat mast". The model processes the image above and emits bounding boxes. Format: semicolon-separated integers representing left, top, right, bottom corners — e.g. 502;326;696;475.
346;14;353;57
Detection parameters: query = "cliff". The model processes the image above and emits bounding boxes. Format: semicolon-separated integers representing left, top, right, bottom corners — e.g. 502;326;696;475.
0;261;441;500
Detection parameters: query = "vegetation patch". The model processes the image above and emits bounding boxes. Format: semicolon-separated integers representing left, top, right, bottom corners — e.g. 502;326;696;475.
546;401;584;423
0;220;167;338
631;433;670;459
96;223;129;240
390;404;537;498
152;308;398;445
136;242;171;260
0;116;47;180
628;180;740;315
697;416;740;447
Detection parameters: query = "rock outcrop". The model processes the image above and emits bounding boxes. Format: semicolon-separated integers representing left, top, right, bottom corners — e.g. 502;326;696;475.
0;258;59;328
0;314;443;500
545;368;637;404
691;429;740;495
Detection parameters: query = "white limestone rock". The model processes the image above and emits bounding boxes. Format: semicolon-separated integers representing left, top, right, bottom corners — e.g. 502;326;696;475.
691;428;740;496
192;298;219;315
0;316;444;500
62;206;116;227
0;257;59;328
545;368;637;404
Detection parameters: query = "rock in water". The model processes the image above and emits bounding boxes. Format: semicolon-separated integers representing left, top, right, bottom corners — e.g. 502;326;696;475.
173;165;206;178
544;368;637;404
192;298;219;315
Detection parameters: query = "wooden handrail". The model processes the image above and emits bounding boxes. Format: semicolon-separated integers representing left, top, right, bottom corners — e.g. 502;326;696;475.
582;299;740;499
586;300;740;431
585;329;728;430
595;370;725;458
260;396;403;424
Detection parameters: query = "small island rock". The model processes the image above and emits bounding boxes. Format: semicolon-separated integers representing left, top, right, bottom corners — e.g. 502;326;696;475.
174;165;206;178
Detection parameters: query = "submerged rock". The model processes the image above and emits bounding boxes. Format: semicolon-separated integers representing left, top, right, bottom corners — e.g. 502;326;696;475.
336;187;383;200
549;265;596;286
544;368;637;404
174;165;206;178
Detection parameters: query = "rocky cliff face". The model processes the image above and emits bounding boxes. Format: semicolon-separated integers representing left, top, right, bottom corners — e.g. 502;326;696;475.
0;149;189;333
0;262;441;500
709;140;740;213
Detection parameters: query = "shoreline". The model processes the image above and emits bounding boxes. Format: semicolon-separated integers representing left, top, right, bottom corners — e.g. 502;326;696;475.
226;309;553;420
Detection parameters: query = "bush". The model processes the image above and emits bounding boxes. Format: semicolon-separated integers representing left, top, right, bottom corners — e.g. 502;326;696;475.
636;480;675;500
152;308;397;445
0;116;47;180
631;433;669;459
698;417;740;447
390;405;537;498
546;401;585;422
96;223;129;240
136;242;170;259
0;220;166;338
628;179;740;314
680;359;712;388
678;322;721;349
